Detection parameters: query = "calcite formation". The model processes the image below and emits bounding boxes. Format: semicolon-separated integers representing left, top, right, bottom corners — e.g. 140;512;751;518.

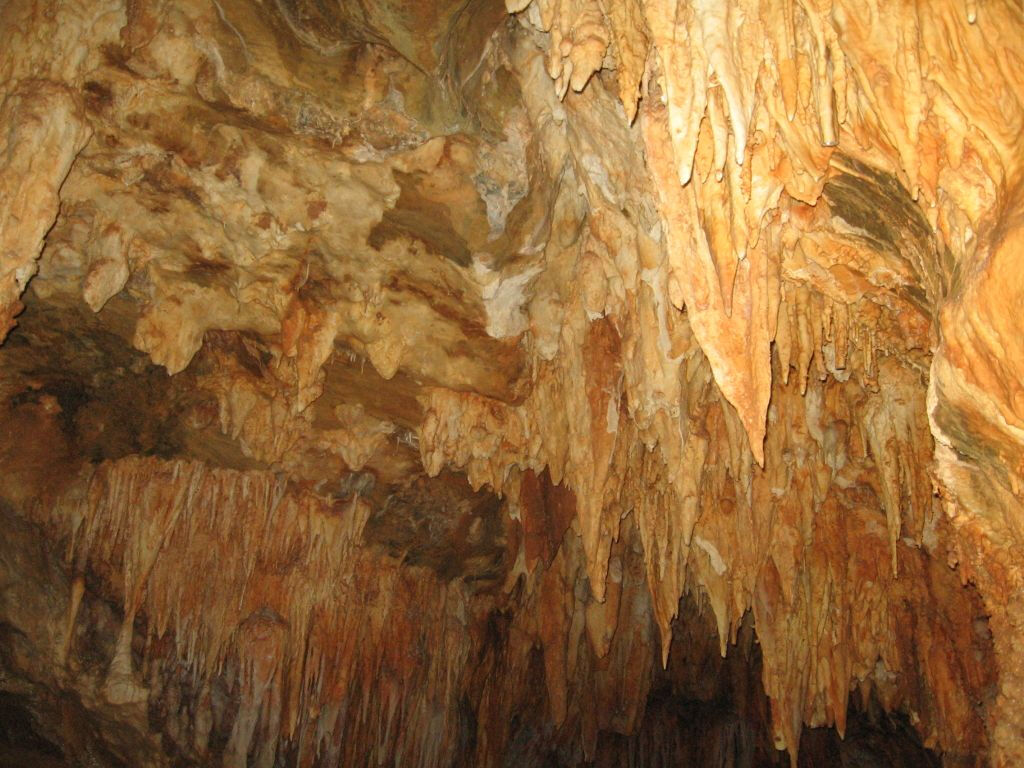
0;0;1022;765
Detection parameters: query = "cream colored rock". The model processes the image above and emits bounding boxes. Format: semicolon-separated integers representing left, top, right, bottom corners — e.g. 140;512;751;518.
0;84;90;337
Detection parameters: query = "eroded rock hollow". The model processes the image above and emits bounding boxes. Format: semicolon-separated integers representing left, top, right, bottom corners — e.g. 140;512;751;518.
1;0;1022;765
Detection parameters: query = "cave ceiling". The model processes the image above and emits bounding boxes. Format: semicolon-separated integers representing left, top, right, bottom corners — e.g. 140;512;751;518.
1;0;1023;766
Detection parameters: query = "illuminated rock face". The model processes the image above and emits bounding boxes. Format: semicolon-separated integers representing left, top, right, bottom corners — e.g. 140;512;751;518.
0;0;1021;765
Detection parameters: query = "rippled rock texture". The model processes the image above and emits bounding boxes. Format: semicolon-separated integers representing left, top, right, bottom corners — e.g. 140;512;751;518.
1;0;1022;765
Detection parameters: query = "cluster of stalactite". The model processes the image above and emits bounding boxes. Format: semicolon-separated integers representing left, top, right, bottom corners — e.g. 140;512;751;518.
417;1;1022;761
2;441;984;766
1;0;1023;765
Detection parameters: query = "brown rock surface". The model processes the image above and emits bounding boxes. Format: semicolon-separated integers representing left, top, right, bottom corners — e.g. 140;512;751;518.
0;0;1022;765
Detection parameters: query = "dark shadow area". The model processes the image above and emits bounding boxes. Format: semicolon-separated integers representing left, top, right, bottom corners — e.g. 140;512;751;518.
502;596;945;768
0;692;66;768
